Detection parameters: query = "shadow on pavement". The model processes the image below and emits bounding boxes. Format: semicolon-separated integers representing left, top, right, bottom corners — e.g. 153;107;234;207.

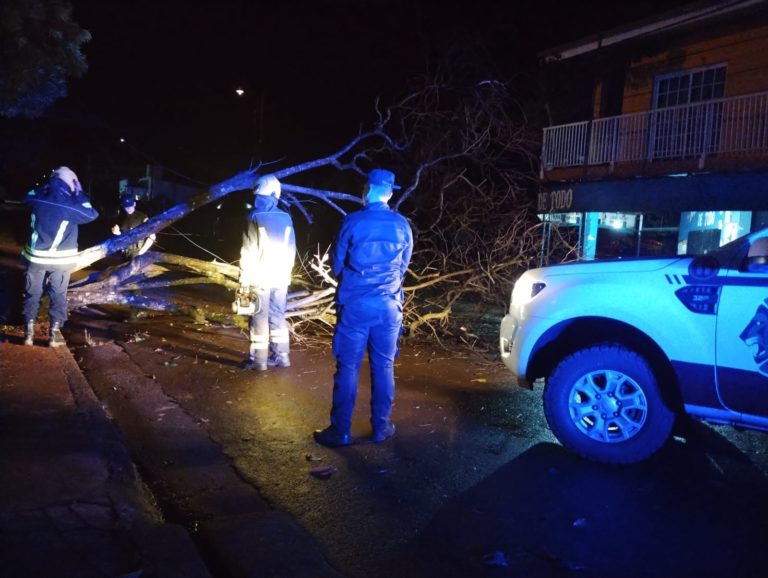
407;420;768;578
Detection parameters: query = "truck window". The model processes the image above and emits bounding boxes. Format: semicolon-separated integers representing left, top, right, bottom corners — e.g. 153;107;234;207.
745;237;768;273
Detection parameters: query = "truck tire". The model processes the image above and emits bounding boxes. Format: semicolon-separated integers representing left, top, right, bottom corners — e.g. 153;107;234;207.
543;343;675;464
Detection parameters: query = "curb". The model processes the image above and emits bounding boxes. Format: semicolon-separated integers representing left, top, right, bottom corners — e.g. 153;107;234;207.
77;340;347;578
55;346;214;578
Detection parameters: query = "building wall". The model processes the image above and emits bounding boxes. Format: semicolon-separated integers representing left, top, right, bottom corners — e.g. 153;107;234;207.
539;11;768;263
621;23;768;115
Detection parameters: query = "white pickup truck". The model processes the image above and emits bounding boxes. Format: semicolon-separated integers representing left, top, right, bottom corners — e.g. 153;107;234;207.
500;227;768;463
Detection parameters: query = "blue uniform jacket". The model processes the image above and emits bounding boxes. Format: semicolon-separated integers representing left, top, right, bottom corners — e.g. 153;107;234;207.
21;177;99;270
239;194;296;288
332;202;413;304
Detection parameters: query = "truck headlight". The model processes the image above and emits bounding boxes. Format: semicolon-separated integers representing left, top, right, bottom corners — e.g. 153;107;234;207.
511;279;546;307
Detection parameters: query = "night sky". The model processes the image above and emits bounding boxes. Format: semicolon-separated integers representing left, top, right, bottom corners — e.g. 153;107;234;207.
5;0;680;200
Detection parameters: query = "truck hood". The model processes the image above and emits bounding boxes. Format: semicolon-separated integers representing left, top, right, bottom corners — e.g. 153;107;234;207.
533;257;687;278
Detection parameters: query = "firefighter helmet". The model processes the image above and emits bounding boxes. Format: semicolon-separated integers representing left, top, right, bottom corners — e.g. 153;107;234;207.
52;166;79;193
255;175;281;199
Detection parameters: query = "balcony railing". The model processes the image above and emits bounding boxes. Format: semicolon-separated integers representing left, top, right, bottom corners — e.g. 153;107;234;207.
542;91;768;170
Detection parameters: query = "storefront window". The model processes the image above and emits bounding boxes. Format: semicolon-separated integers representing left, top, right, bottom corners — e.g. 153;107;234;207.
541;211;681;263
678;210;752;254
538;213;582;266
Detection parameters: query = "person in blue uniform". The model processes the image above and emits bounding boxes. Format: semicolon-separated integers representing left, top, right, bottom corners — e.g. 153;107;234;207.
21;166;99;347
238;175;297;371
314;168;413;447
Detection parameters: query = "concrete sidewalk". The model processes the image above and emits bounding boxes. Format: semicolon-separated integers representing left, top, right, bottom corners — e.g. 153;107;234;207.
0;327;347;578
0;334;212;578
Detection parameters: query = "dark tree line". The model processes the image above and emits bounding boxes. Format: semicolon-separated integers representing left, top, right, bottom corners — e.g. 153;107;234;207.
0;0;89;119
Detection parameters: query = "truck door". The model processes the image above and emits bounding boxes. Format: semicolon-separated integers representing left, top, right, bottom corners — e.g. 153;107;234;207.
716;236;768;416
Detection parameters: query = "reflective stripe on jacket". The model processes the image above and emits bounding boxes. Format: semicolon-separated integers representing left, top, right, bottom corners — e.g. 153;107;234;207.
21;177;99;269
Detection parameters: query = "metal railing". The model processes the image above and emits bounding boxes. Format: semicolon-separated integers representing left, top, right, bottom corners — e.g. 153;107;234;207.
542;91;768;169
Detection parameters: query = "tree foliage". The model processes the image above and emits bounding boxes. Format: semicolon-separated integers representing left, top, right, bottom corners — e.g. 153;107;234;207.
0;0;90;118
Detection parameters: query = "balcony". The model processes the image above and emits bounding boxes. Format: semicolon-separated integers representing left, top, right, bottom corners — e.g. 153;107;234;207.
542;91;768;180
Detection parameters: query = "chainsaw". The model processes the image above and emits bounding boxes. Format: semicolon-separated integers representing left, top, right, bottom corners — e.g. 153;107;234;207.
232;285;259;315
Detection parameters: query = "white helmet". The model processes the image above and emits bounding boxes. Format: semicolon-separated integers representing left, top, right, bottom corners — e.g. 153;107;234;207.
255;174;281;199
53;166;79;192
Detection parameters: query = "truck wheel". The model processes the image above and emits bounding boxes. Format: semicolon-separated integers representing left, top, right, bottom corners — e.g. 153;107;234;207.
543;344;675;464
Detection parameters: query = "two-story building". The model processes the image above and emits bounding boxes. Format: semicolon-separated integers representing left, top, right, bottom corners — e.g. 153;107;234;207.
537;0;768;262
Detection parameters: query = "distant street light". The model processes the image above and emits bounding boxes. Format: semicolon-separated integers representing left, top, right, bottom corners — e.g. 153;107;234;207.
235;88;245;96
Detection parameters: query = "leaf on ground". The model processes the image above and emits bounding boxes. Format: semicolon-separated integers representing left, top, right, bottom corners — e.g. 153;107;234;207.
482;551;509;567
540;550;586;571
310;466;338;479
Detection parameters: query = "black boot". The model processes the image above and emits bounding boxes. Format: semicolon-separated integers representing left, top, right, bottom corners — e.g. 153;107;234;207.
313;426;351;447
268;353;291;367
372;422;396;443
241;358;268;371
23;320;34;346
49;322;66;348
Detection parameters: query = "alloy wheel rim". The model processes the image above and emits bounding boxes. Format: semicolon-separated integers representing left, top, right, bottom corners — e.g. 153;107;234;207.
567;369;648;443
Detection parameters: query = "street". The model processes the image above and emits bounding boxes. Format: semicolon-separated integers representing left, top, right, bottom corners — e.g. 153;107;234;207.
63;303;768;578
4;2;768;576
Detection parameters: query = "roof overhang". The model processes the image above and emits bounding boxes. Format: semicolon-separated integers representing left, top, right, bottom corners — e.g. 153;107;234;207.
540;0;768;63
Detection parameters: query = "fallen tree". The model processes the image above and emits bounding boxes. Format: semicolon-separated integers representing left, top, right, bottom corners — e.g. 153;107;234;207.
69;66;573;349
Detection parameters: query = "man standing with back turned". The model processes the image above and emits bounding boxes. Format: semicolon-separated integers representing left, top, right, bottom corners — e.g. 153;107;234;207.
238;174;296;371
314;168;413;447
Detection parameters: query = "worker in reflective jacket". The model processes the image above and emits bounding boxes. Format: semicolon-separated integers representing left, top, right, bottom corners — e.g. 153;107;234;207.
314;168;413;447
238;175;296;371
21;166;99;347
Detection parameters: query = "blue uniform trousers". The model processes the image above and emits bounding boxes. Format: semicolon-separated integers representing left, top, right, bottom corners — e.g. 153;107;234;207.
22;268;71;325
331;298;403;435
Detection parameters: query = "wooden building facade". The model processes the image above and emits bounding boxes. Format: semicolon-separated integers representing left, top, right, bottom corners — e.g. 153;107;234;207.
538;0;768;260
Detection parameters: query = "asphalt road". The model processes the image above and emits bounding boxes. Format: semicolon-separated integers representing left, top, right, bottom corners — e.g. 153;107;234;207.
60;304;768;578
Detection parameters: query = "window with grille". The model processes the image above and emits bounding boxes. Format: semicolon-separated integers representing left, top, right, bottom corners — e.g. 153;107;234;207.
651;65;727;159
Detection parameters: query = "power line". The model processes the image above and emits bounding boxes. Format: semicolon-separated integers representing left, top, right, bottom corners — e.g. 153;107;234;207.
167;225;234;264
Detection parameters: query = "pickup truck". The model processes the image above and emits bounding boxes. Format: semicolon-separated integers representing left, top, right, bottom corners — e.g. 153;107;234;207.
500;227;768;463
